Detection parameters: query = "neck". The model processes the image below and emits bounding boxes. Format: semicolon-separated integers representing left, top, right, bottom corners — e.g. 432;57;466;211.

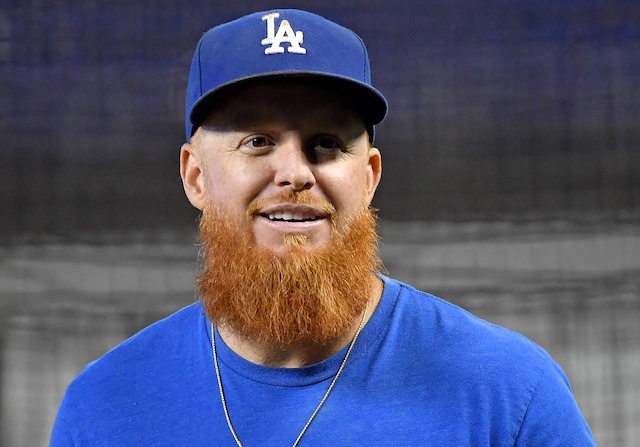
216;275;383;368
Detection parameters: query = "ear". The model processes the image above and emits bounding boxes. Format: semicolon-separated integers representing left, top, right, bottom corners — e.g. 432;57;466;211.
180;142;205;211
365;147;382;205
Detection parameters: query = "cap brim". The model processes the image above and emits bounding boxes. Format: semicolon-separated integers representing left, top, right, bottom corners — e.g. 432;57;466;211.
189;72;388;137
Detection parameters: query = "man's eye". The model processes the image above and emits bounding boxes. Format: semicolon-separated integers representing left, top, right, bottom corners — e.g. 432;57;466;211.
249;137;270;147
315;137;340;151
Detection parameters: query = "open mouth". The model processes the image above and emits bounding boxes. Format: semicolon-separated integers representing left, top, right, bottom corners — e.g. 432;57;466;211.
265;212;323;222
255;203;330;224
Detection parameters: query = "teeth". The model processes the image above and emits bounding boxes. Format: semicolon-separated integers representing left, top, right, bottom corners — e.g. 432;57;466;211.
267;212;318;222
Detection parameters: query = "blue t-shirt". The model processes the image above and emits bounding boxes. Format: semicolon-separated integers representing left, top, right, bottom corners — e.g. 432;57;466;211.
51;276;596;446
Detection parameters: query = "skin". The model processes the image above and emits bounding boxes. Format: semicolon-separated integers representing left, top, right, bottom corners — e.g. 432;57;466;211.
179;79;384;366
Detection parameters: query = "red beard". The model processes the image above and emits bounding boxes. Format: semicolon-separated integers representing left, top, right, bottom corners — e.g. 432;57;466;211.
197;192;382;347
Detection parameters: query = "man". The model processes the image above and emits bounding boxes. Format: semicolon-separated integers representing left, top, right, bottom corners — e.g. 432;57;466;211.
51;9;596;446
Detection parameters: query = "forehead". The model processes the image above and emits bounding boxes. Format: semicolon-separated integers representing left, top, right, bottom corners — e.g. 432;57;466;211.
201;79;366;133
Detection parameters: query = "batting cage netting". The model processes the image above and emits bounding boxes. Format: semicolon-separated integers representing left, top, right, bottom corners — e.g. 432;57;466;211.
1;1;639;446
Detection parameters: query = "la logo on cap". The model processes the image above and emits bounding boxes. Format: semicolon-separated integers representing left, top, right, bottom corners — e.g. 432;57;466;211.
261;13;307;55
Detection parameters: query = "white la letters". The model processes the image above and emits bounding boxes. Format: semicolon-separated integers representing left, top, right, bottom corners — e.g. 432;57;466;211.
261;13;306;55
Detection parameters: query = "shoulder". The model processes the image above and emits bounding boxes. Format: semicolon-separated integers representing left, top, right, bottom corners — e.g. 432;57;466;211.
380;276;563;387
375;277;595;444
385;276;546;351
65;302;206;397
51;302;216;444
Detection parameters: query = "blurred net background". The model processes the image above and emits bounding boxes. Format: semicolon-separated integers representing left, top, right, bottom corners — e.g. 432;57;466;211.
1;1;638;446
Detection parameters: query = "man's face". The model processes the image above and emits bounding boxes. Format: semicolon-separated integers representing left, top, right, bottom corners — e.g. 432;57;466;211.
181;80;382;257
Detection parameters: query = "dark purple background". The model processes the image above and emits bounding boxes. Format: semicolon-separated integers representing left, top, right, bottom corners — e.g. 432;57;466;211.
2;0;638;235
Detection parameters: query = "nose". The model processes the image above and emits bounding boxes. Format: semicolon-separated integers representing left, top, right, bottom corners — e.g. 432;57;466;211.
272;138;316;191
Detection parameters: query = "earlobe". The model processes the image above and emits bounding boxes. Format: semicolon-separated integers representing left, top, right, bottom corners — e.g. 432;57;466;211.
180;142;205;211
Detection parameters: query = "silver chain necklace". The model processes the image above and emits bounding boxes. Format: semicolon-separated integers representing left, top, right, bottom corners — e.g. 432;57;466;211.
211;305;368;447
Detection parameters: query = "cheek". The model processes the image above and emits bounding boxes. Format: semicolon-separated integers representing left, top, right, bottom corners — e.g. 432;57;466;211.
320;168;369;211
202;163;241;207
204;161;268;210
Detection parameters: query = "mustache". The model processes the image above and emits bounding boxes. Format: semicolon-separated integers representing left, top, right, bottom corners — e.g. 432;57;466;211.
246;190;337;220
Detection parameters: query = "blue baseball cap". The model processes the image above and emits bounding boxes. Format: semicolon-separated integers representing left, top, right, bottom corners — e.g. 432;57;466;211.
185;9;388;142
